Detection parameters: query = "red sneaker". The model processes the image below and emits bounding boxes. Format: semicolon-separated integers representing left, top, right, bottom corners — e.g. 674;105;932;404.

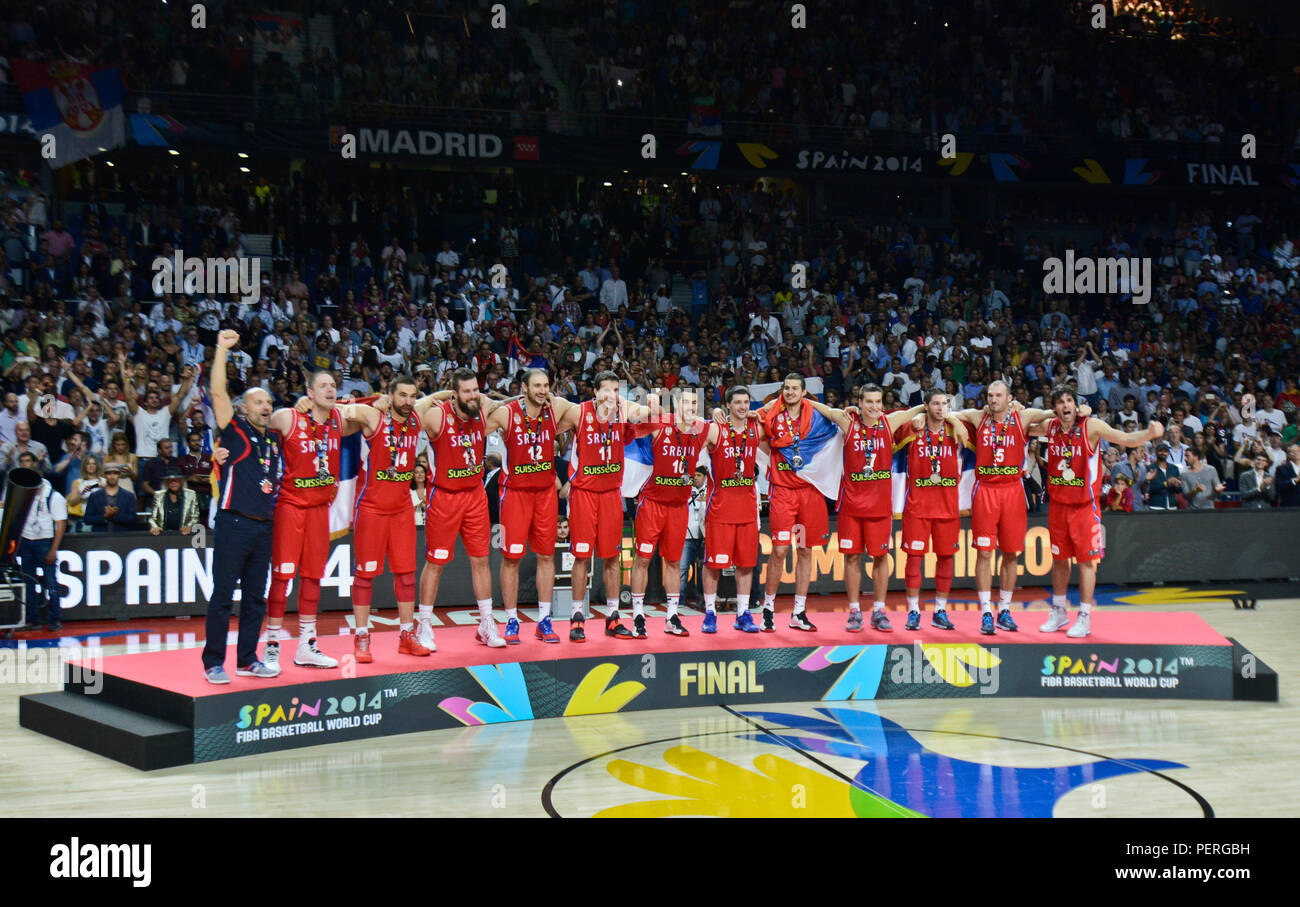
398;628;431;656
354;632;373;664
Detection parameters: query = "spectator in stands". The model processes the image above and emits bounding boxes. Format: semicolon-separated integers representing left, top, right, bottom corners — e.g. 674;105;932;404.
14;451;66;632
102;431;139;494
1182;449;1225;510
1275;444;1300;508
65;453;104;533
140;438;181;498
1238;453;1275;510
1;422;50;477
148;471;201;536
1146;443;1183;510
1106;474;1135;512
83;463;139;532
0;393;20;444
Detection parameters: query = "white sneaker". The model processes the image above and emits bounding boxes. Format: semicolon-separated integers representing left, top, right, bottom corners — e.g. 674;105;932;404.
417;619;437;652
1066;612;1091;638
1040;606;1071;633
476;617;507;648
263;641;280;670
295;637;340;668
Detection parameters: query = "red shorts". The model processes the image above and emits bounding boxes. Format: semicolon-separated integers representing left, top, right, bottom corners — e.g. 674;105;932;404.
634;498;688;562
499;485;558;558
1049;500;1105;562
705;518;759;568
971;481;1028;553
768;483;829;549
353;504;416;578
568;486;624;560
425;486;491;564
901;511;960;556
271;502;331;580
836;511;893;556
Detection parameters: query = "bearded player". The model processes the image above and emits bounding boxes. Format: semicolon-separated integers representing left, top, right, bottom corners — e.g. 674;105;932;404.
949;383;1093;634
628;388;709;638
416;368;512;648
757;374;830;632
488;368;561;645
265;370;359;670
899;390;972;631
342;376;431;661
805;387;928;632
548;372;655;641
1026;385;1163;638
701;386;765;633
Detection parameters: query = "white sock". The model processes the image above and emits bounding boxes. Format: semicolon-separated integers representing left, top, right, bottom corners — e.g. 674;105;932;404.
1052;594;1069;609
935;596;947;612
998;589;1013;611
704;593;717;613
477;598;493;621
978;590;992;614
505;607;518;622
267;626;283;643
574;597;588;619
418;605;433;622
1079;601;1092;615
873;600;886;613
666;594;679;617
763;593;776;610
736;594;749;615
848;599;861;612
299;619;316;641
355;626;369;636
631;594;645;617
906;596;919;613
607;598;619;618
538;601;551;619
400;621;414;632
793;595;806;615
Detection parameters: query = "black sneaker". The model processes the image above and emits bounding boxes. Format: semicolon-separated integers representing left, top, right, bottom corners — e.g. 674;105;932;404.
788;611;817;631
761;608;775;632
569;613;586;643
605;616;635;639
664;614;690;636
632;614;647;639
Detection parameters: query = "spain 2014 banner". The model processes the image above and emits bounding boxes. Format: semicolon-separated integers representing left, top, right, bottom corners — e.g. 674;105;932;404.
13;60;126;168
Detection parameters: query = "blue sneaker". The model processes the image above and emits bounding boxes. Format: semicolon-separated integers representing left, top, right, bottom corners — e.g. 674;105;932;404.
980;613;996;635
931;610;956;631
535;616;560;643
904;610;921;631
504;617;521;645
204;665;231;684
733;611;759;633
236;660;280;678
996;609;1019;632
701;610;718;634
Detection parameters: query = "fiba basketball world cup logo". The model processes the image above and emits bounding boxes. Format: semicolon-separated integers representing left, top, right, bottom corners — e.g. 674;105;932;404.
51;62;105;133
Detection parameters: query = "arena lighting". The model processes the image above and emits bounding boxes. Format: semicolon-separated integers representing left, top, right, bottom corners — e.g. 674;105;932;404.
105;161;114;167
168;149;179;156
239;166;250;173
602;181;612;186
237;152;249;159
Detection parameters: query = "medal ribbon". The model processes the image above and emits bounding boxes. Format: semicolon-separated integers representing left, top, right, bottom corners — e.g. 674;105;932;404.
782;407;802;465
729;420;747;477
308;412;328;474
928;427;942;477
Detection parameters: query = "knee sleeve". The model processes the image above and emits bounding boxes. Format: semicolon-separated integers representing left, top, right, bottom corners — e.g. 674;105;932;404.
935;555;955;594
351;576;373;609
267;577;290;619
393;571;416;603
905;551;923;586
298;577;321;618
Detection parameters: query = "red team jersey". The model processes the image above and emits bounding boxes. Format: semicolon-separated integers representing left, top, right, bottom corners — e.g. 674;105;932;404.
838;415;894;518
356;411;420;513
430;400;487;490
762;404;816;489
502;399;556;490
1045;417;1102;503
974;410;1027;484
569;400;631;492
277;409;343;507
707;421;761;523
903;423;962;518
640;420;709;504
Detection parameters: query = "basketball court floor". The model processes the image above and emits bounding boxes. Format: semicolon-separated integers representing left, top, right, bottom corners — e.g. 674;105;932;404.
0;587;1293;818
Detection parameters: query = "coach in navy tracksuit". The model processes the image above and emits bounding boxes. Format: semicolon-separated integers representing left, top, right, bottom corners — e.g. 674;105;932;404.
201;330;283;683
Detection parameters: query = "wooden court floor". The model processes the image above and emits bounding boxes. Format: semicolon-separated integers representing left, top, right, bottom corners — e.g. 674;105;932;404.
0;597;1294;818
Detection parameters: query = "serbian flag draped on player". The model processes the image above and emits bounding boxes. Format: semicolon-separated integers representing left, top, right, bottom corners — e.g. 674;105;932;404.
13;60;126;168
760;402;844;500
890;426;978;518
621;430;709;498
327;396;368;539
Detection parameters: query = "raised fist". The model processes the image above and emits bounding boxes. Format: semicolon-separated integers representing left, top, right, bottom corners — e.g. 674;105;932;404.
217;330;240;350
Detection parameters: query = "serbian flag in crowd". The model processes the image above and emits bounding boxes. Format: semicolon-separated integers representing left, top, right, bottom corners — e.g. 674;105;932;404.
329;396;370;539
252;12;305;38
13;60;125;168
890;427;977;518
688;95;723;137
